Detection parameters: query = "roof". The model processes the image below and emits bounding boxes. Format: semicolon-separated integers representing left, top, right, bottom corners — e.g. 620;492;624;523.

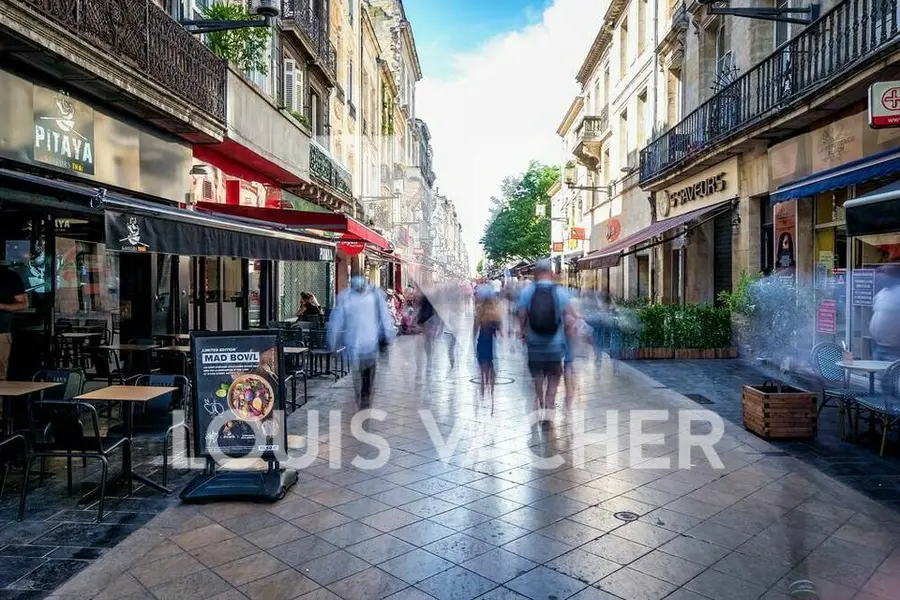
575;0;629;86
557;96;584;137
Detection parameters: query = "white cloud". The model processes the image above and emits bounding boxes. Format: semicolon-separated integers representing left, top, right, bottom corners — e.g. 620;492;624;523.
416;0;604;272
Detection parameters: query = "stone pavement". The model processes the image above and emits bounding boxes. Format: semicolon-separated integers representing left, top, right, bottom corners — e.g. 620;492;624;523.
628;359;900;510
41;329;900;600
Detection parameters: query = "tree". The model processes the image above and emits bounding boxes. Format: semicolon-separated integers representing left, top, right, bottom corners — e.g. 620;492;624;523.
204;2;271;75
475;258;484;275
480;162;558;265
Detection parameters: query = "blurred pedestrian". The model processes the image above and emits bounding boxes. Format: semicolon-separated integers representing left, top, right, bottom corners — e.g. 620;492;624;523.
517;260;573;423
328;275;395;407
474;287;502;398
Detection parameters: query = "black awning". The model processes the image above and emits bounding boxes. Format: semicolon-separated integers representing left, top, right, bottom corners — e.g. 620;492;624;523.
845;180;900;236
0;166;334;261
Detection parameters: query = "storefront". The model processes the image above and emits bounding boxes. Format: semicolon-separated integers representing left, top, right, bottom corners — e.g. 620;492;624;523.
579;157;739;303
768;109;900;360
0;68;334;378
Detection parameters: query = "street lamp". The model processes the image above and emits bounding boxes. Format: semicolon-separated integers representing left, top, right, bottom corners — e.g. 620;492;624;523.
564;162;611;194
182;0;279;34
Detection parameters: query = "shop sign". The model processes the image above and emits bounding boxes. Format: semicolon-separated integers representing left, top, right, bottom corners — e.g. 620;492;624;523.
816;300;837;334
568;239;579;250
318;247;334;261
337;237;366;256
606;219;621;243
852;268;875;306
32;88;95;175
552;242;564;252
191;331;286;460
868;81;900;129
570;227;586;240
112;215;150;253
660;157;738;218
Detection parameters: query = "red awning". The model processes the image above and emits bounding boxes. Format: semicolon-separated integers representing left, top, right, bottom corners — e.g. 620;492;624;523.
196;202;390;250
579;200;733;269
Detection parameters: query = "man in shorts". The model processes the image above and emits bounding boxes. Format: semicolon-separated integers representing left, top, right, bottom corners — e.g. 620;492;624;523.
517;260;572;421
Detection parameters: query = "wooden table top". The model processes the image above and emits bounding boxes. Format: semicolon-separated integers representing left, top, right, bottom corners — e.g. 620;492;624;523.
97;344;160;352
76;385;177;403
156;346;191;353
0;381;63;396
284;347;309;354
837;360;894;372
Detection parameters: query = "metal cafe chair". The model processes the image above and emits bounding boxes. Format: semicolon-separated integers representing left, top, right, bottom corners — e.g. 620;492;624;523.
32;369;88;480
810;342;863;440
0;434;27;520
306;328;345;381
24;401;130;522
852;361;900;457
123;374;191;487
280;329;309;411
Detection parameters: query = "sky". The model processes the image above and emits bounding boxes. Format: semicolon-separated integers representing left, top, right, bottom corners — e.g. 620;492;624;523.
405;0;605;273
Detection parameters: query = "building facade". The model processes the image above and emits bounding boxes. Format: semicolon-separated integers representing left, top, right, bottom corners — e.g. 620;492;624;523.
636;0;900;359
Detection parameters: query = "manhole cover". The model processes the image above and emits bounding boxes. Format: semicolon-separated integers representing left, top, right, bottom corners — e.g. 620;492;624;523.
614;511;639;522
469;376;515;385
686;393;714;404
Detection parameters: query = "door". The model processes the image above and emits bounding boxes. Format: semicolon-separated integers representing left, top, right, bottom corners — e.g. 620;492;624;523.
713;212;733;302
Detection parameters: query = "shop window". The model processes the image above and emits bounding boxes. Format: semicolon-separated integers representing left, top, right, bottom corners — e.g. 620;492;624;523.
760;198;774;275
812;190;849;349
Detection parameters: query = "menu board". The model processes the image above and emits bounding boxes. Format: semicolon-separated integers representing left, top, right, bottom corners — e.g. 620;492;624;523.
816;300;837;334
852;269;875;306
191;331;285;460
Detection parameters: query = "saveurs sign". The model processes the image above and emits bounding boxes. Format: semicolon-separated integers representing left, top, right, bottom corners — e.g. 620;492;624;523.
660;157;738;218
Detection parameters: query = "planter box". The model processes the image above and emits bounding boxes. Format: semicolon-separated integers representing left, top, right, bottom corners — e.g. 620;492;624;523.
742;382;817;439
626;348;737;360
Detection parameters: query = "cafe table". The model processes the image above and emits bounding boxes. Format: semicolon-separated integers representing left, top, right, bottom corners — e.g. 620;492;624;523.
836;360;894;394
75;385;177;495
0;381;63;435
284;347;309;355
155;345;191;355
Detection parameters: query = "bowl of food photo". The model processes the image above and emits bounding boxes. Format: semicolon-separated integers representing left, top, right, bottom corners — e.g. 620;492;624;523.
227;373;275;421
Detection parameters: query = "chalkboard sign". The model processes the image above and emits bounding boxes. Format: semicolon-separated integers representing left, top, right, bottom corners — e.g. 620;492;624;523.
190;330;286;461
852;269;875;306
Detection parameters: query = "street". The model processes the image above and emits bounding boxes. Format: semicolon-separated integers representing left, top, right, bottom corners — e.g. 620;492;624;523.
44;317;900;600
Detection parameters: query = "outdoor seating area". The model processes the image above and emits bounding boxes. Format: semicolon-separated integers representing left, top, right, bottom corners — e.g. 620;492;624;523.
0;319;345;527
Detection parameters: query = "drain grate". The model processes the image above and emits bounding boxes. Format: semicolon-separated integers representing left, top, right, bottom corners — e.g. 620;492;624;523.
685;393;714;405
614;511;640;522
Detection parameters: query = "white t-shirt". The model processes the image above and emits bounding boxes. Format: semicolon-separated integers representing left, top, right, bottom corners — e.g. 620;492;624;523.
870;285;900;348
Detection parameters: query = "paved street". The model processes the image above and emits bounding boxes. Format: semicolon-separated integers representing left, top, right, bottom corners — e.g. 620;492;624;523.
29;323;899;600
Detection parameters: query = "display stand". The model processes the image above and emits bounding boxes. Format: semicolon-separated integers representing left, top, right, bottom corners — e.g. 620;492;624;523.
181;458;297;503
180;330;297;504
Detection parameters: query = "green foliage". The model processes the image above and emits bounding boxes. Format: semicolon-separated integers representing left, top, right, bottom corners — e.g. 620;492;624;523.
480;161;558;265
288;110;309;126
621;304;733;350
203;2;271;75
717;270;762;316
475;258;484;275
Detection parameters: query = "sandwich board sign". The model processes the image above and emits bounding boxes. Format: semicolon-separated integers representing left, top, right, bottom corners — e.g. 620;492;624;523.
868;81;900;129
181;330;297;503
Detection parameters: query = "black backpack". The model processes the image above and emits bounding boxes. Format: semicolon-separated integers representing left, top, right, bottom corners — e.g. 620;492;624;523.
528;285;559;335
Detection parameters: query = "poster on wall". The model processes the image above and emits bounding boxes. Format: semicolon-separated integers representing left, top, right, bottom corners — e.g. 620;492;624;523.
32;87;95;175
816;300;837;334
774;200;797;283
852;269;875;306
190;330;286;460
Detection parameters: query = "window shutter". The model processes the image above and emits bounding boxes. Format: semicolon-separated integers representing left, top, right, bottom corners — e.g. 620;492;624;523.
284;59;296;111
296;68;305;115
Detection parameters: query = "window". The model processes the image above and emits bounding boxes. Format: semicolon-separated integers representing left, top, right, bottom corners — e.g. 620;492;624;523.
666;68;681;125
775;0;791;47
619;109;628;171
593;79;602;113
310;91;320;138
348;60;354;104
638;0;647;54
620;16;629;76
283;58;305;114
348;0;354;25
603;67;610;105
715;20;733;77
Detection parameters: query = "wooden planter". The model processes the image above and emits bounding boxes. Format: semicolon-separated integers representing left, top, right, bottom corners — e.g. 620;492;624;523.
626;347;737;360
742;382;817;439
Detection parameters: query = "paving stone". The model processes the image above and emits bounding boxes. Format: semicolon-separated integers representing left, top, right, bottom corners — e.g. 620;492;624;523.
684;569;768;600
424;533;494;563
429;507;492;531
459;548;538;584
316;521;382;548
596;567;675;600
581;535;652;565
298;550;369;586
380;548;454;584
544;548;619;585
290;509;354;534
345;534;416;564
501;532;573;564
245;523;307;550
392;521;456;546
415;566;497;600
148;569;233;600
506;566;587;600
657;535;729;566
629;550;705;586
213;552;289;588
328;567;408;600
268;536;338;567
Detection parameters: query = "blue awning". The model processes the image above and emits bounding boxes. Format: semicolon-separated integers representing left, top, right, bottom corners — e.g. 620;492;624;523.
770;148;900;204
845;180;900;236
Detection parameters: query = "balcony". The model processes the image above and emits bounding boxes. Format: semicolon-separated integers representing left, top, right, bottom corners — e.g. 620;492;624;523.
2;0;226;142
282;0;338;86
310;140;352;203
573;108;609;169
640;0;900;184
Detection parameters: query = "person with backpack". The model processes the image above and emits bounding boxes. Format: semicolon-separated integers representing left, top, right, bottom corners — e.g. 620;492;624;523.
517;259;573;422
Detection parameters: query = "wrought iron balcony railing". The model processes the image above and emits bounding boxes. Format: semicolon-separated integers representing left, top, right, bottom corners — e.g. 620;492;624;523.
310;141;352;201
639;0;900;183
23;0;226;121
282;0;338;81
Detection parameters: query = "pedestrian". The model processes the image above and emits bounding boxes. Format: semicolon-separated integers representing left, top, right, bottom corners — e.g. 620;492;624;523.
327;275;395;407
517;259;573;423
0;265;26;380
473;288;502;398
296;291;325;325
